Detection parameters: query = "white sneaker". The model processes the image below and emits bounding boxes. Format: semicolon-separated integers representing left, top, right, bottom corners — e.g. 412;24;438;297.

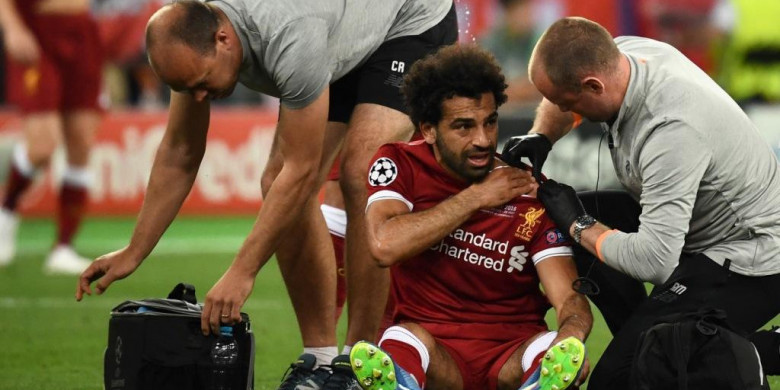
44;245;92;275
0;208;19;266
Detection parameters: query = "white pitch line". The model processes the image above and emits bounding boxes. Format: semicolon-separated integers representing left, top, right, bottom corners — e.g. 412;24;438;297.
15;235;247;256
0;296;284;310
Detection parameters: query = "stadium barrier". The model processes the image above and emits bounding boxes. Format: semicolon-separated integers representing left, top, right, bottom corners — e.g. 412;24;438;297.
0;109;276;216
1;104;780;216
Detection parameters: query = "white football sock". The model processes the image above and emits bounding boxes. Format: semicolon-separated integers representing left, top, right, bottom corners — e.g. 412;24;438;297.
304;346;339;369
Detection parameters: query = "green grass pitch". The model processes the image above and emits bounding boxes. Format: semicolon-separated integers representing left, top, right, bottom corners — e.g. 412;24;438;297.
0;217;777;389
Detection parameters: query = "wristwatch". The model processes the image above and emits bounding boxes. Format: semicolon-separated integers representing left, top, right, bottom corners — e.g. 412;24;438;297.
572;214;597;244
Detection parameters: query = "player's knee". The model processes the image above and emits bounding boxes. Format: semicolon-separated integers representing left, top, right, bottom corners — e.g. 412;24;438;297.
341;143;382;190
63;142;94;166
26;142;56;167
260;166;280;197
338;160;365;198
379;324;432;368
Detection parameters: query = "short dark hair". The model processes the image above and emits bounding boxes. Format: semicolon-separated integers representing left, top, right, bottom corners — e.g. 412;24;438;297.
533;17;620;91
403;44;507;127
147;1;220;55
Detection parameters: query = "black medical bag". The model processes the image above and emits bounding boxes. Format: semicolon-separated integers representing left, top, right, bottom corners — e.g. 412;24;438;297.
104;283;254;390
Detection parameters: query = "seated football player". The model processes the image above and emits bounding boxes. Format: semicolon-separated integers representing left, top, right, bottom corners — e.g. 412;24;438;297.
349;44;593;390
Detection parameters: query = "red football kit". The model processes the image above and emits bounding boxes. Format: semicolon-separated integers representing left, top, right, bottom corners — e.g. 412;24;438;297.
5;0;104;113
366;140;573;390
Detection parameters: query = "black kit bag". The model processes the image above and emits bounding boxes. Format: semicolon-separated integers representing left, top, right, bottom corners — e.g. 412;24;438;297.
104;283;255;390
630;309;768;390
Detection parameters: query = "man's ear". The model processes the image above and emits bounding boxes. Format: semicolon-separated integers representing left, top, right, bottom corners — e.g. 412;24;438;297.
420;122;436;145
582;76;605;95
216;28;229;46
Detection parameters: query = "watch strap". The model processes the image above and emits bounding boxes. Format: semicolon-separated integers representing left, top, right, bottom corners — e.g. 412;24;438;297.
573;214;597;244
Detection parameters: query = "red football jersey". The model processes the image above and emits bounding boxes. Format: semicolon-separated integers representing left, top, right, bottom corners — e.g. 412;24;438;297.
14;0;39;21
366;141;573;339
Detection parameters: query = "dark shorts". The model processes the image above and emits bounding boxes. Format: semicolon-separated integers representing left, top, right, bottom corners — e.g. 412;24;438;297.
587;252;780;389
327;3;458;123
5;13;104;113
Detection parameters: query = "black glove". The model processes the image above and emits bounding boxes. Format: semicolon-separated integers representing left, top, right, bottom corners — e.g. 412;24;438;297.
538;179;586;233
501;133;552;182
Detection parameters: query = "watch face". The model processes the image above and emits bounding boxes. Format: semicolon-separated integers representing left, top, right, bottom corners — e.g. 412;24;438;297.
576;215;596;228
574;215;596;243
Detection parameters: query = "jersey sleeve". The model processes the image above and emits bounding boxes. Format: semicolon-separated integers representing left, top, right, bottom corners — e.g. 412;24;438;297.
264;17;331;109
366;144;414;211
529;211;573;265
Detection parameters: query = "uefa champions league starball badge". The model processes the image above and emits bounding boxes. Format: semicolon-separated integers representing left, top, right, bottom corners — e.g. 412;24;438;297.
368;157;398;186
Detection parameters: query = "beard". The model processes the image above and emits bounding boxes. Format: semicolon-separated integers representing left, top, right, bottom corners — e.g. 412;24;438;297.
436;136;495;183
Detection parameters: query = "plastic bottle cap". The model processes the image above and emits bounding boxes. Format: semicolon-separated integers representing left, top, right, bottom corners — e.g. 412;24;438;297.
219;326;233;336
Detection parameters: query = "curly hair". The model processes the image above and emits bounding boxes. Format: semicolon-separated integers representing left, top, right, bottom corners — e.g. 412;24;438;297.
402;44;508;128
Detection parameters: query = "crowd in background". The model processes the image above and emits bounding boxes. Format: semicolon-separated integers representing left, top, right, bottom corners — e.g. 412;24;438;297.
1;0;779;112
479;0;780;112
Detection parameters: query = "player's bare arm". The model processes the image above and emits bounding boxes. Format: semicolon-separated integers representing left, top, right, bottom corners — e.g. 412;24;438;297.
366;166;535;266
200;88;330;335
536;255;593;385
76;91;210;300
537;255;593;342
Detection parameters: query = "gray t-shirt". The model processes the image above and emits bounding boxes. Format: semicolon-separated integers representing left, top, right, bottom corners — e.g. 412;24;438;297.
599;36;780;284
207;0;452;109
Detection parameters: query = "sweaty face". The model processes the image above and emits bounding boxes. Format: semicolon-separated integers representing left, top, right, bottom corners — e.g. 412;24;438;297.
150;43;239;102
428;92;499;183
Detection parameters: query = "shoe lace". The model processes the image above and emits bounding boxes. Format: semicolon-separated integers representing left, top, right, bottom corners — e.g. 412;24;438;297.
278;363;315;390
322;365;359;390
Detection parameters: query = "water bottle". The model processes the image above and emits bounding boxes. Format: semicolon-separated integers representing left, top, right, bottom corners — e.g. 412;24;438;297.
210;326;239;390
136;306;151;313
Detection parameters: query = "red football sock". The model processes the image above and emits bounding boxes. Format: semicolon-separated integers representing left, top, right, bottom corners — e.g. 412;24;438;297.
332;232;347;321
379;339;426;388
2;163;33;211
57;182;88;246
521;351;547;383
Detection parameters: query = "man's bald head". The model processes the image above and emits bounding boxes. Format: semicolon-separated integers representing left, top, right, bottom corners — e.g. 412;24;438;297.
529;17;620;92
146;1;220;57
145;1;242;101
